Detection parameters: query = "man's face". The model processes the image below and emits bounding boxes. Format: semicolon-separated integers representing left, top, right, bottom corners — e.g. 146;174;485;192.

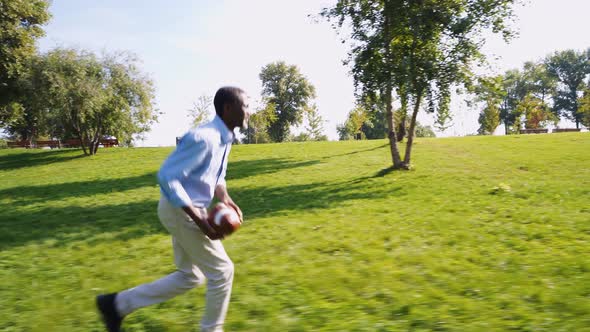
234;93;250;129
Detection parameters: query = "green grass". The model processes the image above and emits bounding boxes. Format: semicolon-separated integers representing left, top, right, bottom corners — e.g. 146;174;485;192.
1;133;589;332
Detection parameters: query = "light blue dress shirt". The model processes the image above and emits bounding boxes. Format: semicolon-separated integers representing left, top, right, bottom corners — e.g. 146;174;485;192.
158;115;234;208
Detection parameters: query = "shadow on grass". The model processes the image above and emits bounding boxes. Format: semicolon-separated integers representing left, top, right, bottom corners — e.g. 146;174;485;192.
0;152;402;249
0;149;84;171
0;173;157;206
226;158;321;181
320;143;388;160
233;179;404;219
0;177;402;249
0;200;164;250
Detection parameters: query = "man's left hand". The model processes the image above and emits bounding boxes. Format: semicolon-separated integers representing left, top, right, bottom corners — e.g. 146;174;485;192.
224;199;243;222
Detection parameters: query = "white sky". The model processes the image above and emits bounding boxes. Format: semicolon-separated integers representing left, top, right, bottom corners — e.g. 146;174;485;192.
38;0;590;145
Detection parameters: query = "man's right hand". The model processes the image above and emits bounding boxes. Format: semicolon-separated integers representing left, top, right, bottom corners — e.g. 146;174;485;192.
182;206;224;240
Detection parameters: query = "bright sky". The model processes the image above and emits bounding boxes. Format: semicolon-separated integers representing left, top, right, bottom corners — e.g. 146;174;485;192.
38;0;590;146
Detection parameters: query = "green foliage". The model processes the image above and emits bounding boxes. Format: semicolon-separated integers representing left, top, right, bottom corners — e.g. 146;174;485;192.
303;105;327;141
187;95;213;127
473;76;505;135
500;69;530;133
2;48;158;154
1;133;589;331
360;97;388;140
579;87;590;128
241;100;276;144
478;101;501;135
337;105;369;140
336;122;354;141
414;122;436;138
515;94;557;130
546;49;590;128
0;0;51;106
321;0;520;169
259;61;316;142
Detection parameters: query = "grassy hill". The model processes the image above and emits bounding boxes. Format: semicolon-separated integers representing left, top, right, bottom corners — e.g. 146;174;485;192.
0;133;588;331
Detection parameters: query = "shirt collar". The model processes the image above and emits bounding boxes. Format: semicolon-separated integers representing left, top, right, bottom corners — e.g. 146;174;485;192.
213;115;235;144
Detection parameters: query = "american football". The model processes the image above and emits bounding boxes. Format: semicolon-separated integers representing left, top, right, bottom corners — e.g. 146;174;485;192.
208;202;241;236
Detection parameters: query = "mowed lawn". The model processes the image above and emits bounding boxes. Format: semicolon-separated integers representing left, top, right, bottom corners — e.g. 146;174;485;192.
0;133;589;332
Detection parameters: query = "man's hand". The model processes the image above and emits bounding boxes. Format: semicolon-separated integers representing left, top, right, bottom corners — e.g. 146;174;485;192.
225;199;243;222
182;206;224;240
215;184;243;222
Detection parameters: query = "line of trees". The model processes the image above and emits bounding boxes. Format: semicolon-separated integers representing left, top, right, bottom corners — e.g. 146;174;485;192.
240;61;327;144
336;101;435;140
474;49;590;135
0;0;158;155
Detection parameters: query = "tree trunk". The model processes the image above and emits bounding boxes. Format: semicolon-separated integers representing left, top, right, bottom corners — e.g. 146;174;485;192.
385;85;404;169
396;92;408;142
403;90;423;168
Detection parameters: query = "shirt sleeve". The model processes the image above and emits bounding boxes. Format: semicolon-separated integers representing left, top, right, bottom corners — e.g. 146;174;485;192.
158;133;209;207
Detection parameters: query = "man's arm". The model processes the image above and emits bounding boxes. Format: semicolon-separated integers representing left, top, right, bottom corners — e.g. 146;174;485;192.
215;184;243;221
158;134;221;239
182;206;222;240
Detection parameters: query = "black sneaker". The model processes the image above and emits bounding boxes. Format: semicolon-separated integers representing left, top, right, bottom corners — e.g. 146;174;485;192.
96;293;123;332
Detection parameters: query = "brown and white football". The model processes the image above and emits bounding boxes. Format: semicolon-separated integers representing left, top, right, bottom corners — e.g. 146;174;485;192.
207;202;241;236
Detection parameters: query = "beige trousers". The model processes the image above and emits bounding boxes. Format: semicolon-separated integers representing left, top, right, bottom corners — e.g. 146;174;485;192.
115;197;234;332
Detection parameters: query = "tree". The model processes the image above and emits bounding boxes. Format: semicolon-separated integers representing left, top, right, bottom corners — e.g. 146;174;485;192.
187;95;213;127
546;49;590;128
259;61;316;142
500;69;529;134
515;94;557;130
478;101;501;135
303;105;327;141
41;48;157;155
360;96;387;139
241;100;276;144
472;75;505;135
336;122;354;140
322;0;519;170
523;61;557;105
414;122;436;138
0;54;52;143
337;105;369;140
579;87;590;128
0;0;51;107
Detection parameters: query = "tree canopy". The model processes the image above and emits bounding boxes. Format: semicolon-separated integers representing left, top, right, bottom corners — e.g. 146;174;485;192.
0;0;51;106
321;0;520;169
1;48;158;155
259;61;316;142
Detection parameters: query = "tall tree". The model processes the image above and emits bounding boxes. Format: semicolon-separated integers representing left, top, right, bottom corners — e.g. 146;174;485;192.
500;69;529;134
303;105;327;141
259;61;316;142
577;86;590;128
523;61;556;105
360;96;388;139
241;100;276;144
472;75;506;135
546;49;590;128
0;54;52;143
515;94;557;130
0;0;51;107
322;0;519;170
187;94;213;127
41;48;157;155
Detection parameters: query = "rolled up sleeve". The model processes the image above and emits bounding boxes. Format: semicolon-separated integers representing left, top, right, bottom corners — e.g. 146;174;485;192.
158;134;208;207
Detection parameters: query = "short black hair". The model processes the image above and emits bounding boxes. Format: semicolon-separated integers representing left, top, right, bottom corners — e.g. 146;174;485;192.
214;86;245;117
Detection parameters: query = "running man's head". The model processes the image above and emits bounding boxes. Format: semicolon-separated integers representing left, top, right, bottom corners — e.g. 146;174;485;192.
214;86;250;130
